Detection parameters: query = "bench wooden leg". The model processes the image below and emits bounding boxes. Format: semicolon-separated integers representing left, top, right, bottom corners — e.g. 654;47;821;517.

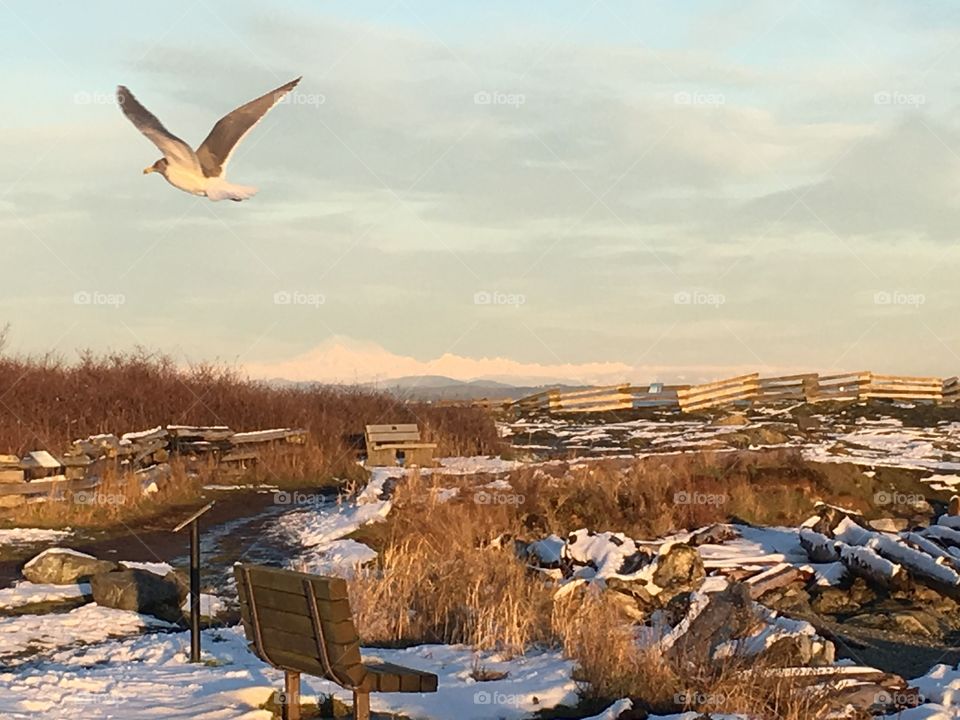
283;671;301;720
353;689;371;720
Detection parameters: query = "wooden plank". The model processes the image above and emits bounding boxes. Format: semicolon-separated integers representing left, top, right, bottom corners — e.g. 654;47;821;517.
245;565;350;601
678;378;760;411
0;475;98;496
365;424;419;434
869;373;942;384
367;432;421;445
555;399;634;413
864;382;942;391
258;625;327;659
632;393;682;408
758;372;819;384
817;371;869;383
21;450;62;469
745;563;807;599
220;449;260;463
0;469;26;483
678;380;760;402
371;442;437;450
556;391;633;409
232;428;306;444
677;373;760;396
253;607;359;644
553;384;629;401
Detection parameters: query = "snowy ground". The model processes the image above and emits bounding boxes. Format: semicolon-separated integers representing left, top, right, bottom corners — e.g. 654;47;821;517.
4;410;960;717
504;410;960;477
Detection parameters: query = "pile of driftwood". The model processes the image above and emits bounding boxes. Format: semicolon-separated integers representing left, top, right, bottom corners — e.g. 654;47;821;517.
0;425;307;507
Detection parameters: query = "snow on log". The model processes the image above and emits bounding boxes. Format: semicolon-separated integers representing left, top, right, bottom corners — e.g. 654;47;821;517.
837;543;907;588
799;528;840;562
866;536;960;587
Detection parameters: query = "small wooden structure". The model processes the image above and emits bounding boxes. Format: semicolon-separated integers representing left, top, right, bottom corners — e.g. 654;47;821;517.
363;424;436;467
235;564;438;720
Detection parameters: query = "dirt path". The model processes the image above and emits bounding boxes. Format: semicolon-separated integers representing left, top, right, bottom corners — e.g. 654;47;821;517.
0;487;338;594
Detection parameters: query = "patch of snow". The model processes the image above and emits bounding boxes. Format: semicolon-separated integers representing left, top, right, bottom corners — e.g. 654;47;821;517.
121;561;176;576
180;593;226;617
293;539;378;577
0;528;71;548
0;626;578;720
0;581;90;610
582;699;634;719
0;604;173;666
23;547;96;569
430;455;523;476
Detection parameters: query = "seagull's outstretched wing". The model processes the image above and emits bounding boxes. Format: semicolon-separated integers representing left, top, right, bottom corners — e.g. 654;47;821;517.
195;77;301;179
116;86;198;168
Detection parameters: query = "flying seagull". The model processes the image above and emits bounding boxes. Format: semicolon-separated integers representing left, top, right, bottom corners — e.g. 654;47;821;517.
117;77;301;201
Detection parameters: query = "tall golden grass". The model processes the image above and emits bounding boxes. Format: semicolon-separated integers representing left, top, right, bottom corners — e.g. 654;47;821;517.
348;452;877;717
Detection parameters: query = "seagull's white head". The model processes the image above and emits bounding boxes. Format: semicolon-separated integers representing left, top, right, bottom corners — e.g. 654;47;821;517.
143;158;168;176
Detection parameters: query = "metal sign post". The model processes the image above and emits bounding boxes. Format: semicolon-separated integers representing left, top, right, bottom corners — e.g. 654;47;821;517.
172;500;215;663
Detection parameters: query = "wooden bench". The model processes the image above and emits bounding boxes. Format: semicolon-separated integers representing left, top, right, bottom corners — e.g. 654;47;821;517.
363;424;437;467
235;563;438;720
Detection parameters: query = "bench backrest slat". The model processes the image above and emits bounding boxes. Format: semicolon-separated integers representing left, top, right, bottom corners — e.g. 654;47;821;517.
365;424;421;445
235;564;366;688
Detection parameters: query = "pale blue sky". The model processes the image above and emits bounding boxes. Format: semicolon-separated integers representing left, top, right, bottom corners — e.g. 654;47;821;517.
2;1;960;383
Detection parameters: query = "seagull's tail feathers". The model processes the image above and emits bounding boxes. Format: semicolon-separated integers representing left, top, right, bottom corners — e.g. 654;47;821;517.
206;180;258;202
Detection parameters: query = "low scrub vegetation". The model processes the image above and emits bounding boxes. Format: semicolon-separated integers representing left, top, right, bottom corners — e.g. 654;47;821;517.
0;335;500;526
348;451;885;718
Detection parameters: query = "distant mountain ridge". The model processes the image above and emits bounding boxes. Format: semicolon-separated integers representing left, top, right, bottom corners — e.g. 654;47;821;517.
368;375;586;401
262;374;589;400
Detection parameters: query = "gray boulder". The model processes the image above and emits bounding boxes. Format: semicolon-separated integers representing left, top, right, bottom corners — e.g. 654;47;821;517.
90;569;183;622
23;548;120;585
653;542;705;598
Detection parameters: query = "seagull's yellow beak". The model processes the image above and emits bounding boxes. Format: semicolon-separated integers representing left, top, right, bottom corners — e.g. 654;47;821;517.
143;166;154;175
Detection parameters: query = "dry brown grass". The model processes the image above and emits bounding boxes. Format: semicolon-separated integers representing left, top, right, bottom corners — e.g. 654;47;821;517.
349;470;555;654
348;451;883;717
0;342;501;526
510;449;830;540
3;458;209;528
0;345;500;470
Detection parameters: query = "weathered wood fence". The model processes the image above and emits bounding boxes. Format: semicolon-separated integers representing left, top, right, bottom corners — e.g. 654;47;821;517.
505;371;960;416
